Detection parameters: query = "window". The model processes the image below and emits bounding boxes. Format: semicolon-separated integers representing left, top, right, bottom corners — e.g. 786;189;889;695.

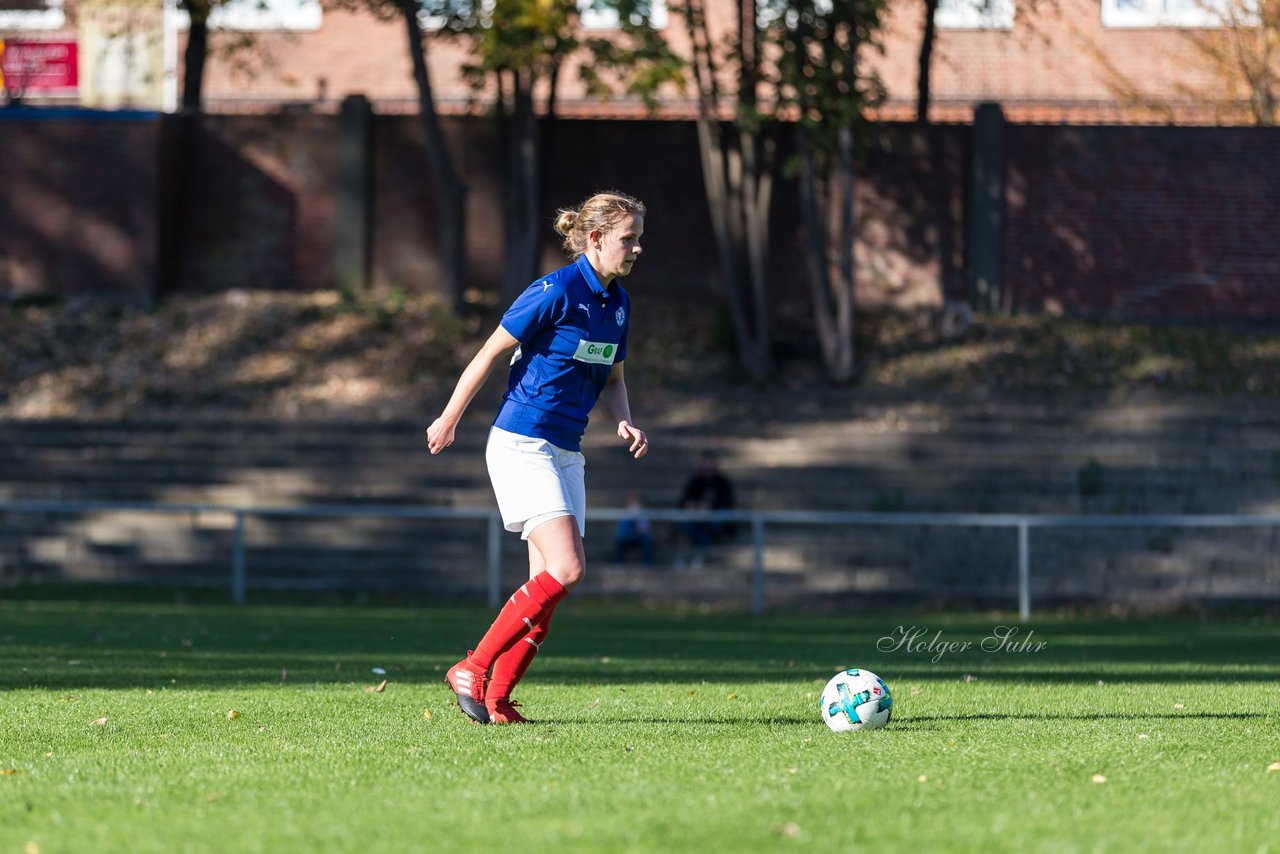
0;0;66;30
935;0;1015;30
417;0;667;35
578;0;668;30
1101;0;1231;28
179;0;323;32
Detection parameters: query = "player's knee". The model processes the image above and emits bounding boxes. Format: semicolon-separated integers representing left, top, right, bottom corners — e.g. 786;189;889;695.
548;559;586;590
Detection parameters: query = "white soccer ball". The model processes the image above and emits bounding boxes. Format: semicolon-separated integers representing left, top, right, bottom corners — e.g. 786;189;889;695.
820;668;893;732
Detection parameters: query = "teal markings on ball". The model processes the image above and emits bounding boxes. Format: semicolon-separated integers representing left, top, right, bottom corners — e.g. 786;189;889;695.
831;684;873;724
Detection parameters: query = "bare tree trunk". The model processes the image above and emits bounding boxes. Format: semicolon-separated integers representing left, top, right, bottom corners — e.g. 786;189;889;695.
913;0;961;303
683;0;773;381
168;0;213;298
916;0;939;124
797;126;856;384
739;128;775;376
499;70;543;303
830;124;856;382
790;0;859;383
399;0;467;309
182;1;209;112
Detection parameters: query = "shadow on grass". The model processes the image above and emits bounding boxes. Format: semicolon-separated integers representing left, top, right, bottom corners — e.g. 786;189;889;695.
536;717;815;727
485;710;1270;727
3;599;1279;690
898;711;1269;724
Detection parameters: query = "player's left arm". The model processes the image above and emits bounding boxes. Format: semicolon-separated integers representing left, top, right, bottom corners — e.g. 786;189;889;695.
601;361;649;459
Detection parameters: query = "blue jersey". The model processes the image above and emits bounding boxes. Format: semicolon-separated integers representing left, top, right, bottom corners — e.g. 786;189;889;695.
493;255;631;452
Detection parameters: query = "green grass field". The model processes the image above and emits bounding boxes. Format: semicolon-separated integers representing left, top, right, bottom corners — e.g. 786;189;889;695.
2;597;1278;852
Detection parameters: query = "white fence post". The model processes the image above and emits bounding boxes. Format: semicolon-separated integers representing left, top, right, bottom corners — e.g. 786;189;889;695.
232;511;246;605
487;512;503;609
1017;520;1030;621
751;515;766;614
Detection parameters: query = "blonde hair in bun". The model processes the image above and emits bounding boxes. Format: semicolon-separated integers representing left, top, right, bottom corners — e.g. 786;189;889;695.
554;191;646;259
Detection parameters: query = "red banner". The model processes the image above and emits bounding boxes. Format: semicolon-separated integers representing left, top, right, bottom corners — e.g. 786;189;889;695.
1;39;78;95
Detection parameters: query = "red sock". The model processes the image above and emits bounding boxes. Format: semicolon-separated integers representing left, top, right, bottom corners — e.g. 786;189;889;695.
469;571;567;672
489;610;554;701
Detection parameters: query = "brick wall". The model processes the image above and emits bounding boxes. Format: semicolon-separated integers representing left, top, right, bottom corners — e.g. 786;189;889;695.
0;112;161;301
6;110;1278;323
364;116;957;308
1004;124;1280;319
180;113;341;292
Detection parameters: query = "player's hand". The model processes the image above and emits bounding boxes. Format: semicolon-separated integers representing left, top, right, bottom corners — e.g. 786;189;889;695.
425;417;457;456
618;421;649;459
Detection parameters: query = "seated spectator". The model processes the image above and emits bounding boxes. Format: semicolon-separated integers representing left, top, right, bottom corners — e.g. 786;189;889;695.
678;451;734;563
613;490;654;565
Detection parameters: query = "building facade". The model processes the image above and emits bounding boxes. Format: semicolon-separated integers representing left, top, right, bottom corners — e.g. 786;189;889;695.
1;0;1265;123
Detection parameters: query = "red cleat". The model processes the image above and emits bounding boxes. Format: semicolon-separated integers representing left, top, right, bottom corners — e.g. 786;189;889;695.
444;653;489;724
487;698;529;725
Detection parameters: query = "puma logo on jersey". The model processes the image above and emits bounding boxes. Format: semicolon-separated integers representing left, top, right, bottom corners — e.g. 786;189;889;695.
577;303;591;316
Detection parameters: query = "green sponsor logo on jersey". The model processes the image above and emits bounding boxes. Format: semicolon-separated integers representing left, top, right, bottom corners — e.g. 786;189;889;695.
573;340;617;365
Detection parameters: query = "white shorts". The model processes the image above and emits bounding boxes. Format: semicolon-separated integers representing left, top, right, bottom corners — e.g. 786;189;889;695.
485;426;587;540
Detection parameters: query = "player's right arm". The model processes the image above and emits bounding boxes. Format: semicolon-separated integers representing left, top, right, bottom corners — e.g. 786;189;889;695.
425;325;520;456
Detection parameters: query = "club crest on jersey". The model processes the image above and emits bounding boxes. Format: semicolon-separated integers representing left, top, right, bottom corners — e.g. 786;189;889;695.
615;307;626;327
573;339;616;365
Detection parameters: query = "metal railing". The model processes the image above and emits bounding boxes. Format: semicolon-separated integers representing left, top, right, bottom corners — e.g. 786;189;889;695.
3;499;1280;617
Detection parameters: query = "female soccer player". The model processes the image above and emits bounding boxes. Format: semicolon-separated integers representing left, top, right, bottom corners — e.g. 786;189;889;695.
425;190;649;725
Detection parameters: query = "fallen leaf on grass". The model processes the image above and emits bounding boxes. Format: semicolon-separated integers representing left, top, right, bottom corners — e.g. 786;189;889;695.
364;680;388;693
727;692;738;700
1267;762;1280;773
1173;703;1185;710
1;769;19;776
226;710;241;720
90;718;108;726
422;708;433;720
24;842;39;854
772;823;802;838
1091;774;1107;784
962;674;977;683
